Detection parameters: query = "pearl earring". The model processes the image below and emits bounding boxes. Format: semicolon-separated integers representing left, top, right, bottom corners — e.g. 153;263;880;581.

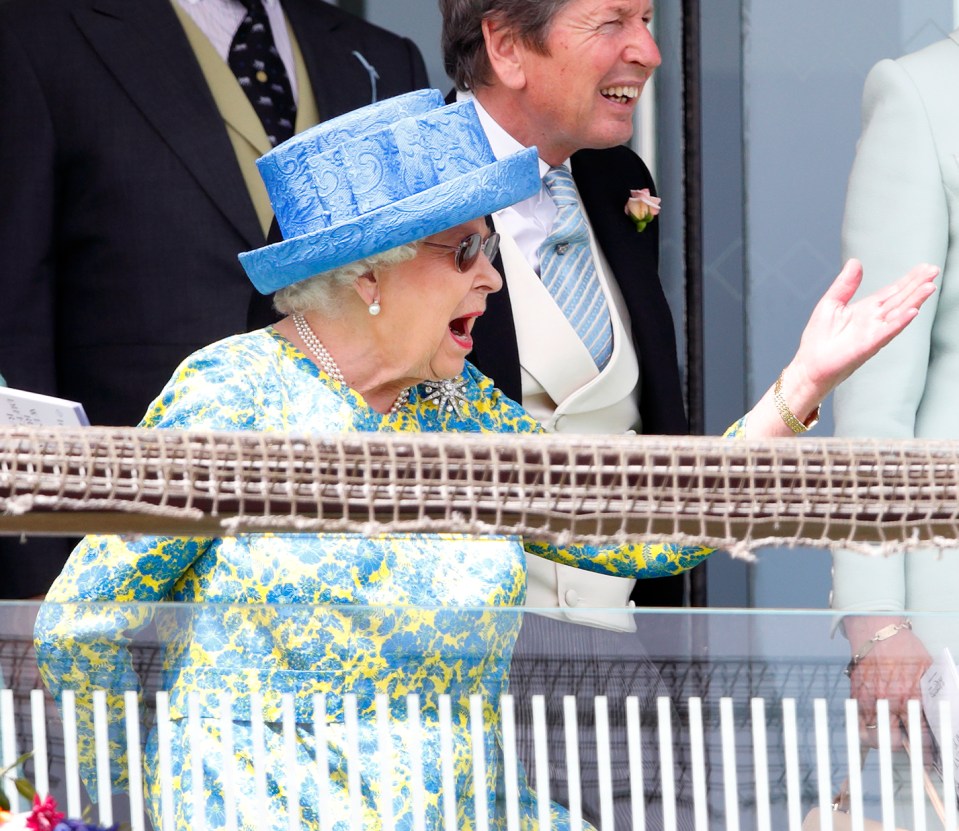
369;299;381;316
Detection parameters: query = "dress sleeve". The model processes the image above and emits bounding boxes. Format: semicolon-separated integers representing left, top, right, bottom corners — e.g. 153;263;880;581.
829;56;944;616
834;58;946;441
33;344;258;795
34;535;213;795
470;366;747;578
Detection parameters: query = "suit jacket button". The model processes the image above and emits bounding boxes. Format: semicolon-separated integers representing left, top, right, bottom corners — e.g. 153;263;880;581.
563;589;580;607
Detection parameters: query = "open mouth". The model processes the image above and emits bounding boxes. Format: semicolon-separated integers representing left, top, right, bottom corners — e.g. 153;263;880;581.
600;85;640;105
449;315;476;349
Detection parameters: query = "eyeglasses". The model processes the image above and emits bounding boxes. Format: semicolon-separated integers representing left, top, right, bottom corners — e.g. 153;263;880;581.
423;231;501;273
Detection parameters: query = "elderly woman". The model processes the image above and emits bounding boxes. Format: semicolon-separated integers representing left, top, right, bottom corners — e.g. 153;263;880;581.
35;90;935;831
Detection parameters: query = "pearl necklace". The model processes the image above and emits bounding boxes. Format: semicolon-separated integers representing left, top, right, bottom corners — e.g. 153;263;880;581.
292;313;410;416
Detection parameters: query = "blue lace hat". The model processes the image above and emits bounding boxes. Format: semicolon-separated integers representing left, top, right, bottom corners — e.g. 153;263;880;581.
239;89;541;294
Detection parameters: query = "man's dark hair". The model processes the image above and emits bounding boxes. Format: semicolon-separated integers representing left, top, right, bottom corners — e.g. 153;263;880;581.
440;0;574;90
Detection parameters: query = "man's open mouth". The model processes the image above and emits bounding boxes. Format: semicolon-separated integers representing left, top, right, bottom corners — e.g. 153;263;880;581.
600;85;639;104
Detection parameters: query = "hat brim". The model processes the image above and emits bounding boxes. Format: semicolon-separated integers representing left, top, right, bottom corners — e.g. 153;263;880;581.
239;148;540;294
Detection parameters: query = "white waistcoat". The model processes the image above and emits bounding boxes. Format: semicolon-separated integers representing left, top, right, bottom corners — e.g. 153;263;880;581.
498;229;644;632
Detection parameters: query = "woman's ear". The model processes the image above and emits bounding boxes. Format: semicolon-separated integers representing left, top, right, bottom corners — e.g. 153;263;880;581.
482;17;527;91
353;271;379;307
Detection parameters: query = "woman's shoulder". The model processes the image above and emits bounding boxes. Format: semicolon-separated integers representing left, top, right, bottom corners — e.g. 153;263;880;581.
457;362;541;434
179;328;291;370
141;329;301;430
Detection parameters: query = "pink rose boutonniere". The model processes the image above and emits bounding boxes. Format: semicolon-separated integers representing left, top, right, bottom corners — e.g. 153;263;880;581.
624;188;661;232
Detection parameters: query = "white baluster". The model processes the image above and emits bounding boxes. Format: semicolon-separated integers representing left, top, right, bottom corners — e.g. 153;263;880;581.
720;697;740;831
220;695;238;831
876;699;895;830
439;694;457;831
124;690;145;831
375;694;394;831
844;698;865;831
405;694;426;831
29;689;48;799
907;699;927;831
470;694;490;831
0;688;19;812
687;697;708;831
781;698;802;831
343;693;363;831
658;696;678;831
531;694;550;831
595;695;614;831
188;692;206;831
155;691;175;831
250;692;268;816
564;695;584;831
751;698;771;831
61;689;81;818
812;698;833;831
282;693;301;831
500;695;521;831
312;694;330;831
92;689;113;826
939;700;957;831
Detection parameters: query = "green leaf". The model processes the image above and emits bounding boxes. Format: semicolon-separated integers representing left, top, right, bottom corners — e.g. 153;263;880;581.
15;776;36;800
0;790;9;811
0;751;33;780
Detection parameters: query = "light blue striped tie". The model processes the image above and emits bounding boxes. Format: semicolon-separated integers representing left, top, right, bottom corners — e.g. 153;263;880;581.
538;167;613;368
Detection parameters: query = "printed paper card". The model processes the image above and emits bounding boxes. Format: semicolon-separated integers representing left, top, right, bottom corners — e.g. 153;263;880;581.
0;386;89;427
921;647;959;800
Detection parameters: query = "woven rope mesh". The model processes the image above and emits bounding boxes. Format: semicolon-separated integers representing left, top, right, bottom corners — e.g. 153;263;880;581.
1;426;957;555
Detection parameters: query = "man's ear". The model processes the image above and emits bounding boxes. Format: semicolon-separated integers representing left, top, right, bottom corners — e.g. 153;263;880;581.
482;17;527;90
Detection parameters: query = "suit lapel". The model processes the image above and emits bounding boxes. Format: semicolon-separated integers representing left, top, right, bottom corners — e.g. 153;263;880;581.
75;0;263;248
571;149;659;323
468;219;523;400
572;148;687;434
283;0;377;119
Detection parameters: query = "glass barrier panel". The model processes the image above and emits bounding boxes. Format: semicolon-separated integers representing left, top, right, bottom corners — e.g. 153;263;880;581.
1;602;956;831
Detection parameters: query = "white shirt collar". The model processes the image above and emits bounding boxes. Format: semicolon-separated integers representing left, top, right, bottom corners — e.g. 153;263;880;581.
457;90;567;178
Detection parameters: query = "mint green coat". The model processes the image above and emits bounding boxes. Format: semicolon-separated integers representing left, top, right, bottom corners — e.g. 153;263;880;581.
833;32;959;641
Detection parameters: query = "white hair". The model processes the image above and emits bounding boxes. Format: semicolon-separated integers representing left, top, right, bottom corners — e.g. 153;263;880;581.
273;242;419;316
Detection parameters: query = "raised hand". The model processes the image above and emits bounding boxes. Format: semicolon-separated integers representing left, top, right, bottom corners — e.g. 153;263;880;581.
791;259;938;394
745;259;938;438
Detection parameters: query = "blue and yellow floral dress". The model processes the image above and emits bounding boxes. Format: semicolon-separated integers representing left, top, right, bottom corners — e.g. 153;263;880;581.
35;329;715;831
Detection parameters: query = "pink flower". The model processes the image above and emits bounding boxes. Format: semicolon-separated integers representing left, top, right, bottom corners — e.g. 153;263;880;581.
624;188;661;232
25;796;63;831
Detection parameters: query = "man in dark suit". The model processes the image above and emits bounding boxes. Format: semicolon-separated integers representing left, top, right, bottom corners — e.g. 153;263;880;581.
0;0;428;597
441;0;693;827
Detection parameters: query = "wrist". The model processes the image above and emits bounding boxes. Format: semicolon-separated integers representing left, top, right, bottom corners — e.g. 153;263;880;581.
844;618;912;677
774;363;821;434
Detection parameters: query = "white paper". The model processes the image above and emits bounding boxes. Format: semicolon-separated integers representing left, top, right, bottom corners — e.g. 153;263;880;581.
921;647;959;799
0;386;89;427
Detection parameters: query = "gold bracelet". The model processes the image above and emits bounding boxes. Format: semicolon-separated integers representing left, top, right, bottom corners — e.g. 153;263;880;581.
774;371;820;433
844;619;912;677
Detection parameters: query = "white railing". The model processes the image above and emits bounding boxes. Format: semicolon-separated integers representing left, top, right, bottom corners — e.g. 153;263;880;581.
3;606;958;830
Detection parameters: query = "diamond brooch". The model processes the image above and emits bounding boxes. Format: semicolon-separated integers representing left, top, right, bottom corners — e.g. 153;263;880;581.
421;377;469;416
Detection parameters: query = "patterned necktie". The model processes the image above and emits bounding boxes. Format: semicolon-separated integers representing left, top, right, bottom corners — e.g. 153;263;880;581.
537;167;614;368
228;0;297;147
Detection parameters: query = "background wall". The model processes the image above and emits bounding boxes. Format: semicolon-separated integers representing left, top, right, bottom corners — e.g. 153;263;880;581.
349;0;957;609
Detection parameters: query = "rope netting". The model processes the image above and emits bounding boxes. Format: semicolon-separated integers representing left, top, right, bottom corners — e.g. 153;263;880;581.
0;426;957;555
